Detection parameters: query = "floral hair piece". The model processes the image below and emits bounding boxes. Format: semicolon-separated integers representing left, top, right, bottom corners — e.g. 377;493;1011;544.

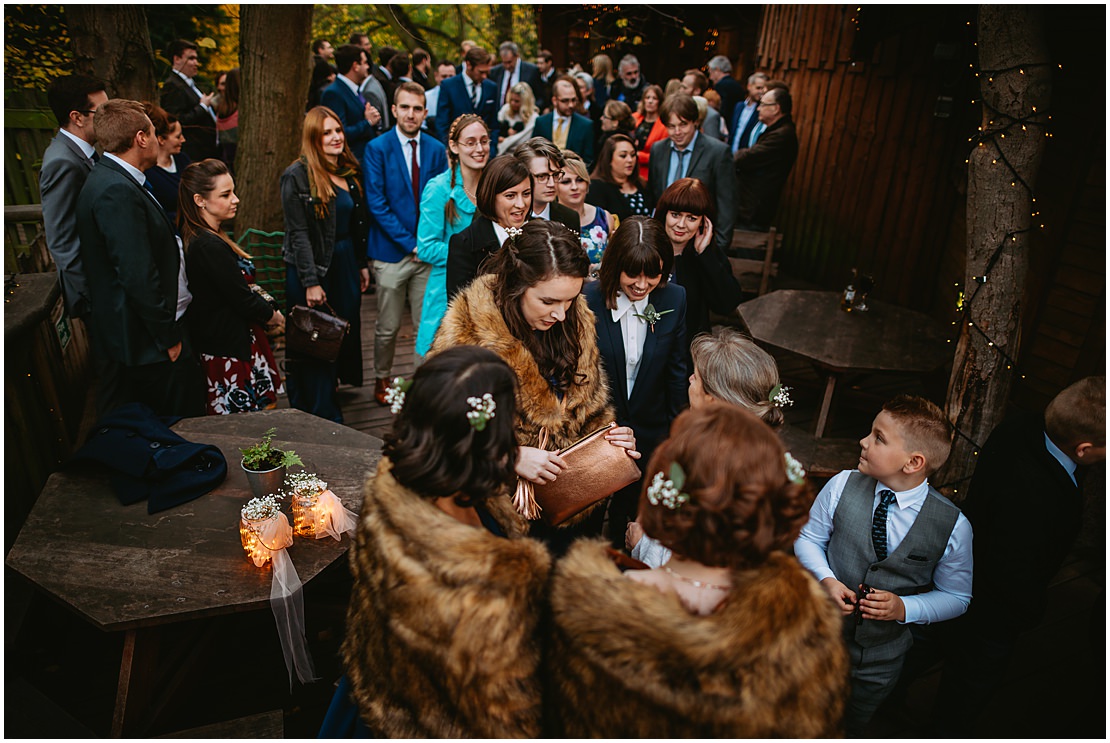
770;383;794;408
646;462;690;510
784;452;807;484
466;393;497;431
506;226;523;242
385;376;413;415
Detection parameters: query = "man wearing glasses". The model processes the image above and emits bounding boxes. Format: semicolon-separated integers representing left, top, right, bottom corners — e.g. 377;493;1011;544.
734;85;799;231
533;76;595;165
514;138;580;235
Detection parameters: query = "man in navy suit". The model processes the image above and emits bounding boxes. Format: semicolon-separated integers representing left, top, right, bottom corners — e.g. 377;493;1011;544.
648;94;736;251
159;39;218;163
321;44;384;161
77;100;204;417
729;72;769;153
489;41;542;106
40;74;107;319
363;82;448;404
533;76;594;164
707;55;744;132
434;45;499;149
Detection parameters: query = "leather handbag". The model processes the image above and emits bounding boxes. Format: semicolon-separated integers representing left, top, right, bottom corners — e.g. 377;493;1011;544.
286;303;349;363
513;422;641;527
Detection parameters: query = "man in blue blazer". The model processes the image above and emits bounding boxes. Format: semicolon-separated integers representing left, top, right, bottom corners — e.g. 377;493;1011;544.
321;44;385;161
77;99;204;417
533;76;594;164
40;74;107;319
363;82;448;404
434;45;499;149
488;41;543;105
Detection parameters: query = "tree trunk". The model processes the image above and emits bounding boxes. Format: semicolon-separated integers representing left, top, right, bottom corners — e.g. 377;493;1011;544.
493;5;514;46
382;5;429;52
234;5;314;235
67;6;157;101
936;5;1051;498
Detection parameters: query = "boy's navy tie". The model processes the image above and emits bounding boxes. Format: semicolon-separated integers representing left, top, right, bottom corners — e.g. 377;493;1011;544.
871;489;897;561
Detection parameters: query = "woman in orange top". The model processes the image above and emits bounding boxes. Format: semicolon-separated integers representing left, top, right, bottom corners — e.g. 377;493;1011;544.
632;85;667;183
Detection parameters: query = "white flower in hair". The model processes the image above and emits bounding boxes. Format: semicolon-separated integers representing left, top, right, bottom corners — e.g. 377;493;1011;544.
506;226;523;240
465;393;497;431
646;463;690;510
784;452;807;484
770;383;794;408
385;376;412;415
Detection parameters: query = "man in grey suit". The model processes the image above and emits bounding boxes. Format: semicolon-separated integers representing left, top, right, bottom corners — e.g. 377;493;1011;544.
648;94;736;251
77;99;204;417
40;74;107;318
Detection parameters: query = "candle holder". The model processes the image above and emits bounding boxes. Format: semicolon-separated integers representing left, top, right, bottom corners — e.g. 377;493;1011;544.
239;494;289;567
286;473;328;538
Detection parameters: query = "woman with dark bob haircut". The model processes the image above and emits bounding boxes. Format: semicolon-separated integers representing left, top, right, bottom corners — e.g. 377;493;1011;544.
584;215;688;547
445;154;533;297
587;132;653;220
547;405;847;737
654;176;742;341
433;219;639;550
325;345;553;738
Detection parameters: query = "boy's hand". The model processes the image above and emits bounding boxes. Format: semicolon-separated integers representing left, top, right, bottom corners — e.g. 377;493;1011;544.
625;520;644;550
858;586;906;622
820;577;857;615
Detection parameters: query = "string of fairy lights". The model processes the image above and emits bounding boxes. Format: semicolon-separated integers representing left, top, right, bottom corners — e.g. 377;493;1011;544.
937;20;1057;491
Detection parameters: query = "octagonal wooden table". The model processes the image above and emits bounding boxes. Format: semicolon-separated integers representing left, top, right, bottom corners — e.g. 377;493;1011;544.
738;290;950;437
6;408;382;737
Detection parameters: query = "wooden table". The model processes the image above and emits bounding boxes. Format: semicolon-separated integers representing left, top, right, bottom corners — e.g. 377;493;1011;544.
738;290;950;437
6;408;382;736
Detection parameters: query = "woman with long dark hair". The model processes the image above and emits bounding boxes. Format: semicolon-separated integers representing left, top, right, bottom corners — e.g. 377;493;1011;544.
587;133;653;221
179;159;284;415
280;105;370;422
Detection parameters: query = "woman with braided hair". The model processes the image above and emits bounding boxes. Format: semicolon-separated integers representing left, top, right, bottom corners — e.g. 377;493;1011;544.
414;114;490;357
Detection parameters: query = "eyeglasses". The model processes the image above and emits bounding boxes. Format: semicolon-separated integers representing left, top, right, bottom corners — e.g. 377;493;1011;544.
600;114;614;121
458;137;490;150
757;100;779;108
532;170;565;183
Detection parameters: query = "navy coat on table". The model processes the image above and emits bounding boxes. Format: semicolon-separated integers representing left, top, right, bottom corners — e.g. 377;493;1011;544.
583;280;689;465
320;78;377;161
362;130;448;263
434;73;500;150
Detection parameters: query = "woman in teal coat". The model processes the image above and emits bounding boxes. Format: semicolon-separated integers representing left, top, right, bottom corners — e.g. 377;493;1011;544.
415;114;490;356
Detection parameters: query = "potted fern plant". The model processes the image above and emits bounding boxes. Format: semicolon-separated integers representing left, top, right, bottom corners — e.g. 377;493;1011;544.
240;427;303;499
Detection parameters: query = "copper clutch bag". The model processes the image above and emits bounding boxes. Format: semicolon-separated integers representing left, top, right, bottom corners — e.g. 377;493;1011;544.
513;422;641;527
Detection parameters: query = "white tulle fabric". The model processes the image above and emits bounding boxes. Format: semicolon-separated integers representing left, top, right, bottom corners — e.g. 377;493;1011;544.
310;489;357;541
252;513;318;686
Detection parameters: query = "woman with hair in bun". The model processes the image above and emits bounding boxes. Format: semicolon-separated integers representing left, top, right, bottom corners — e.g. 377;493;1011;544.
628;326;787;565
323;345;552;737
433;219;639;549
548;405;846;738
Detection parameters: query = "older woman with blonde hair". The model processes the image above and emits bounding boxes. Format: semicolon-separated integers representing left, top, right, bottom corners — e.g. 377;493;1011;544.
496;82;538;155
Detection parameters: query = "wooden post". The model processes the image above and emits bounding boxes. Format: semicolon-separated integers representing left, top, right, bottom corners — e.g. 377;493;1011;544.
936;6;1051;497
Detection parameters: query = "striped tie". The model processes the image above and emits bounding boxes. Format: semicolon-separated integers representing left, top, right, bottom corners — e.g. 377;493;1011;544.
871;489;897;561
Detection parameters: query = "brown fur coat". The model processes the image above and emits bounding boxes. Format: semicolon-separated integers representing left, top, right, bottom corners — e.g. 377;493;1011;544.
342;458;552;738
431;274;616;451
547;540;849;738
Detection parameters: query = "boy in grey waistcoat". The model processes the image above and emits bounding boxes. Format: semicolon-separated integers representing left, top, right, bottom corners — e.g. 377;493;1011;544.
794;395;973;737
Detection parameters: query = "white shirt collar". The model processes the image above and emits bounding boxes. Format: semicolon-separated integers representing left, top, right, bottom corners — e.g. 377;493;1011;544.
872;478;931;511
395;127;420;148
492;221;510;248
1044;432;1079;484
337;73;361;97
103;152;147;186
672;130;699;153
611;291;648;323
532;203;551;221
59;128;96;159
172;68;195;85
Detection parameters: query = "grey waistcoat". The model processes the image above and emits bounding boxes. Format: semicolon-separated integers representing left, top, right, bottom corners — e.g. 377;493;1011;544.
828;472;960;654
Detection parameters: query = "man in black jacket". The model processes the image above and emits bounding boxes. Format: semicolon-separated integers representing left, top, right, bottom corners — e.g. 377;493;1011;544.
159;39;218;162
733;86;798;231
77;100;204;417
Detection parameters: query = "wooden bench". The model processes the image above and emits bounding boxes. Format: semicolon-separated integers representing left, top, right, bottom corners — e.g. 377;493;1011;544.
727;226;782;297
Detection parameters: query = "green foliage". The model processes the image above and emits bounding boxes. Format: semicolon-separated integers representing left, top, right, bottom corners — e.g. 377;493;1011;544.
147;4;240;88
4;5;75;91
240;427;303;471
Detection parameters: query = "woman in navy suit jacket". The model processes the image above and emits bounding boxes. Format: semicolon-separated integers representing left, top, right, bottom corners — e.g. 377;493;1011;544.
584;216;688;546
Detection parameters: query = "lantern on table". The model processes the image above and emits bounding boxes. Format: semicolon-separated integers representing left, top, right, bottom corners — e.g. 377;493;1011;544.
284;471;356;541
239;494;292;566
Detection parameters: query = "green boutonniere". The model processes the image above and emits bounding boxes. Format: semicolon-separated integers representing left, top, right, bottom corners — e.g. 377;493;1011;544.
633;303;675;332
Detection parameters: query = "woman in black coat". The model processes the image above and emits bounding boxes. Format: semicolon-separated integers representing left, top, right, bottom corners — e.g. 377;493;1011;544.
180;159;285;415
653;177;742;343
445;155;533;298
586;133;654;222
280;106;371;422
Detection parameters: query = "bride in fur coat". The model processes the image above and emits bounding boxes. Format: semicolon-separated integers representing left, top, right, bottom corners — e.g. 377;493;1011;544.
548;405;849;737
330;346;552;738
432;219;640;546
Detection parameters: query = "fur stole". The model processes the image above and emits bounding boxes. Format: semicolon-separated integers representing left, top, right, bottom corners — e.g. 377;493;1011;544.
342;458;552;738
431;274;616;450
547;540;848;738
